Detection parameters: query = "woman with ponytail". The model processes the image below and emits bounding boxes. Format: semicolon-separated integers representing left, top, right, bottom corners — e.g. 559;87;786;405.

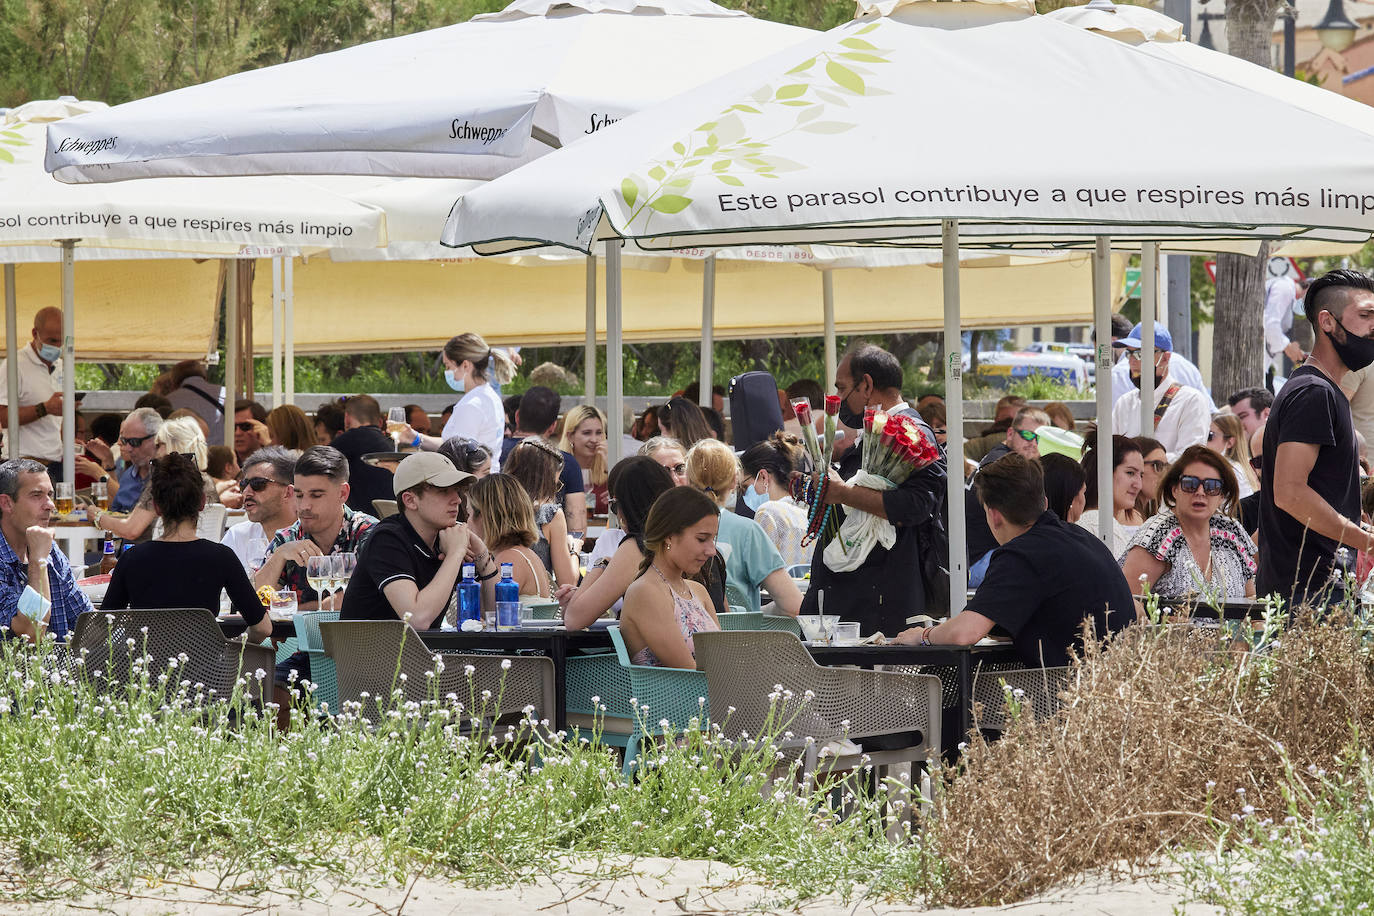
739;432;809;567
403;333;516;469
618;487;721;668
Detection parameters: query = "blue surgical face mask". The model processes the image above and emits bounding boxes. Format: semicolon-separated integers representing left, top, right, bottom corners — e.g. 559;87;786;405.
743;479;770;512
37;343;60;363
444;368;466;393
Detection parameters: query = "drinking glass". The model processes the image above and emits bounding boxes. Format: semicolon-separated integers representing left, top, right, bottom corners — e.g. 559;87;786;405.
306;554;332;610
269;589;298;621
54;482;74;517
331;552;356;606
247;536;270;574
387;406;408;449
90;480;108;510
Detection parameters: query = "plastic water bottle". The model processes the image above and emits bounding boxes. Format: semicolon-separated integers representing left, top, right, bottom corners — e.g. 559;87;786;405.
495;563;520;631
457;564;482;627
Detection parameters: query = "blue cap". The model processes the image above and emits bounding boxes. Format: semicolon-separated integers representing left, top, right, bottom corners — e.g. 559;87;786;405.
1112;323;1173;352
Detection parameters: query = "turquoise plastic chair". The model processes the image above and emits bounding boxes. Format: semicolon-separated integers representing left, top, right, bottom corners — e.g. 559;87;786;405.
607;626;708;778
717;611;764;630
565;649;634;748
273;636;299;664
756;614;803;638
294;610;339;712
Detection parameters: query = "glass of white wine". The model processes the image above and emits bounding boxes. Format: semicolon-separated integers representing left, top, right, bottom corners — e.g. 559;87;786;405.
54;482;74;517
306;554;332;611
331;552;355;608
386;406;408;450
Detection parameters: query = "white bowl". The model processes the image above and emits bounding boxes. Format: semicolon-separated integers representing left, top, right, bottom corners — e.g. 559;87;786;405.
797;614;839;643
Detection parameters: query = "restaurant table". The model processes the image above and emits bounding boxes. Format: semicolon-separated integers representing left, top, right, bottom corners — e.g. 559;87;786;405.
54;519;103;567
217;615;298;641
807;642;1021;756
416;627;614;732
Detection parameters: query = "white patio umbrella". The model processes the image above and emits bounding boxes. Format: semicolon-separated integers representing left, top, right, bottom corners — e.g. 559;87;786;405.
444;4;1374;614
1045;0;1182;43
43;0;814;183
2;100;388;477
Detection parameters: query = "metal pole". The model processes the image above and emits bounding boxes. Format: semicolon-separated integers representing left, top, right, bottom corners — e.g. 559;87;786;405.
223;261;238;450
584;254;597;405
1140;243;1158;436
1166;254;1192;363
4;264;17;460
60;241;75;485
605;241;624;469
284;257;295;406
271;256;283;409
942;220;967;616
1093;237;1114;546
700;255;715;409
822;270;837;393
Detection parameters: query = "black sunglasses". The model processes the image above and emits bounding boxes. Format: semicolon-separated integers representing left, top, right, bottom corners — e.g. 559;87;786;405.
118;434;151;448
235;421;257;432
240;476;286;493
1178;475;1225;496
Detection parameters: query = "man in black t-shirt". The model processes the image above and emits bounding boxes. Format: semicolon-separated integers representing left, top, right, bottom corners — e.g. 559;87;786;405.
342;453;498;627
498;385;586;534
896;454;1133;667
1259;269;1374;609
331;395;401;515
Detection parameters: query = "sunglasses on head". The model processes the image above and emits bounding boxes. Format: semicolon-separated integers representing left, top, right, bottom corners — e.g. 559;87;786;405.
240;476;285;493
1178;475;1225;496
1015;428;1038;443
118;434;151;448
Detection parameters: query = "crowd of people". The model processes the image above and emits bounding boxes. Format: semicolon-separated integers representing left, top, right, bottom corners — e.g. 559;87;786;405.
2;268;1373;681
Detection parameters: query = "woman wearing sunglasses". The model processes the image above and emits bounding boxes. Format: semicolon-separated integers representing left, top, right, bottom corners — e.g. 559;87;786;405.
1121;445;1255;611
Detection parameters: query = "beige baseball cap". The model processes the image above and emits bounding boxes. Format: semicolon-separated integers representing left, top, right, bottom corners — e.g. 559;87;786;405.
392;452;472;496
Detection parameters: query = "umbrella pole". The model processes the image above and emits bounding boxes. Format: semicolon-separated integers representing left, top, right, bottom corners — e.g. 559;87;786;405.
823;270;837;393
4;264;17;460
1140;242;1158;437
700;255;715;410
60;241;75;486
942;220;967;616
223;261;238;450
1093;237;1114;546
584;254;596;405
285;258;295;406
605;241;623;469
272;256;283;409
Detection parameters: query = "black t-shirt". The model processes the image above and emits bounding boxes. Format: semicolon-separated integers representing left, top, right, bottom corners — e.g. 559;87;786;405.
501;436;585;513
973;511;1134;667
966;443;1012;565
1256;366;1360;606
800;407;947;635
333;425;400;515
101;539;266;625
342;513;448;628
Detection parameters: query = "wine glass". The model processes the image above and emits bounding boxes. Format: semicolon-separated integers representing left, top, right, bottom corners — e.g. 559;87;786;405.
387;406;408;449
330;552;354;608
306;554;332;611
247;536;270;574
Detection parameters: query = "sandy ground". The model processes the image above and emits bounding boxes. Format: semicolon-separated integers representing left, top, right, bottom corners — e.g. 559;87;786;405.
5;857;1222;915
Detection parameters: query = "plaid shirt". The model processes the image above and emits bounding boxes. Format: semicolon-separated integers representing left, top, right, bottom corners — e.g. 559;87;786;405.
0;530;93;640
265;505;376;605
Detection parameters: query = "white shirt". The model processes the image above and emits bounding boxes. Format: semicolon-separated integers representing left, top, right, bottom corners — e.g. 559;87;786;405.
441;383;504;472
221;520;267;573
1345;363;1374;448
0;344;63;460
1111;352;1215;412
1111;373;1211;461
1263;276;1298;372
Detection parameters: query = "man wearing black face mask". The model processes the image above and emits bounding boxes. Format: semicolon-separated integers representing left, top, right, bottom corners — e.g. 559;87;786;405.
1110;323;1210;462
799;343;947;635
1260;268;1374;610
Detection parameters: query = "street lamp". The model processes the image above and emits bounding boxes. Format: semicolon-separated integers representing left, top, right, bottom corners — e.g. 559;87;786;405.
1315;0;1358;50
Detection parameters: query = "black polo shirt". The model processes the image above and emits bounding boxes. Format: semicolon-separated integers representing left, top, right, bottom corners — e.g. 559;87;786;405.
972;511;1134;667
342;512;446;625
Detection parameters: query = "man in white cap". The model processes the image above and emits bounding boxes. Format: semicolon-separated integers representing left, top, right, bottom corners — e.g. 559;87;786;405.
1110;323;1211;461
341;452;498;627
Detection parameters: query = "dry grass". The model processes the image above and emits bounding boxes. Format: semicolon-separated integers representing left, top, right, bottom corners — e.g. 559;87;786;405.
925;610;1374;907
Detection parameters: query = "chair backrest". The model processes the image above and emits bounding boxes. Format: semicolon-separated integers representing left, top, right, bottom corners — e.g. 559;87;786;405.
755;614;803;637
972;664;1071;732
606;626;709;733
294;609;340;653
717;611;764;631
608;624;634;667
691;629;820;737
320;619;554;725
196;504;228;540
372;499;399;519
68;608;272;703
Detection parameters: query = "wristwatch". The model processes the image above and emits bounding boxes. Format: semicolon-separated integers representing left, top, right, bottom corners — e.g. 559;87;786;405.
33;403;46;419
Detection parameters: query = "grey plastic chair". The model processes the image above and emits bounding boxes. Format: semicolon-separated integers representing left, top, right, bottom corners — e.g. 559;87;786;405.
67;608;275;705
971;664;1071;733
692;629;941;780
319;619;554;728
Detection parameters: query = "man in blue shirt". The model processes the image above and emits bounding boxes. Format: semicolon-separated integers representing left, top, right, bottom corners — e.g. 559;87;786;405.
109;408;162;513
0;458;92;641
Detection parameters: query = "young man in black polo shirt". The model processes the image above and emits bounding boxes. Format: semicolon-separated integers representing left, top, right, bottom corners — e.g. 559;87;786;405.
896;453;1133;667
343;452;499;627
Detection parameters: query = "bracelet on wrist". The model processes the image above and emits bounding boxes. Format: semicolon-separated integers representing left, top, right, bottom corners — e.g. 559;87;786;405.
411;433;422;448
476;566;500;582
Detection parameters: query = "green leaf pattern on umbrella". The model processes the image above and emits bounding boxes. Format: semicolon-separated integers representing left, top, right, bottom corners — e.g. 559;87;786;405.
0;124;31;168
618;21;893;232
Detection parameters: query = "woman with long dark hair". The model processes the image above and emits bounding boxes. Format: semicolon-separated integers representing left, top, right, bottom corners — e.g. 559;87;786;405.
1077;435;1145;560
658;396;714;448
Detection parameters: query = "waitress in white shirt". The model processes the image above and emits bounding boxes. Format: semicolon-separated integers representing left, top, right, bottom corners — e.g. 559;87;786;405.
403;333;515;470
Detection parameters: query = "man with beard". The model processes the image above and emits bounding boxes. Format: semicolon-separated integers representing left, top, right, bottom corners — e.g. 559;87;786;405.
1260;269;1374;609
1110;324;1209;461
220;446;298;572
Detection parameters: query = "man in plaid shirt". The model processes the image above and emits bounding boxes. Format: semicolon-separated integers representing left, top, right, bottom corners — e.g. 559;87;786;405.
0;458;92;641
255;446;376;727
